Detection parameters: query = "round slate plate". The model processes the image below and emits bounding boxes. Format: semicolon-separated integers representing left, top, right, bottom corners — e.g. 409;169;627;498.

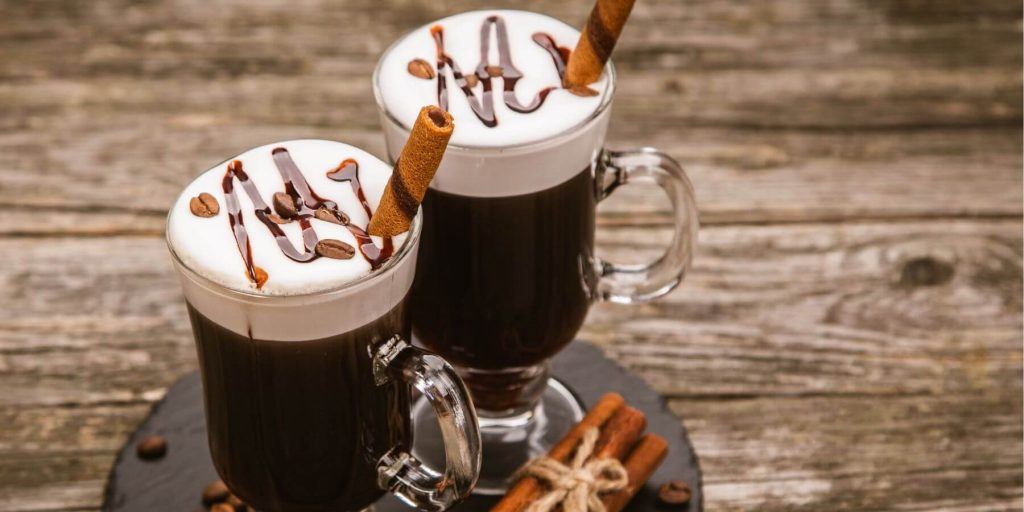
102;341;703;512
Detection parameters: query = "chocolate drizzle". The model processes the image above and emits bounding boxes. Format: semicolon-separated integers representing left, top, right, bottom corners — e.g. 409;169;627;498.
427;16;571;127
220;148;394;288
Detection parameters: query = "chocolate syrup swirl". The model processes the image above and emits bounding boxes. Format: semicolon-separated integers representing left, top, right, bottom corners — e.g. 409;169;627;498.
220;148;394;287
428;16;571;127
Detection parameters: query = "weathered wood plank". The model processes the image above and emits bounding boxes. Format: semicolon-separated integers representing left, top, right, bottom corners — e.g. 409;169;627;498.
0;119;1019;234
0;0;1020;232
679;393;1022;511
587;219;1023;398
1;220;1018;406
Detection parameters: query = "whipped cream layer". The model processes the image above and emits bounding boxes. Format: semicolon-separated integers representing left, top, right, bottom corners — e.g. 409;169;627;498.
376;10;612;148
167;139;408;296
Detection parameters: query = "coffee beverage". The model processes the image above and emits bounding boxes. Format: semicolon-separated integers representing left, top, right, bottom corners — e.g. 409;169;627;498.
376;11;613;413
188;301;410;511
167;140;480;511
411;167;596;372
375;9;697;493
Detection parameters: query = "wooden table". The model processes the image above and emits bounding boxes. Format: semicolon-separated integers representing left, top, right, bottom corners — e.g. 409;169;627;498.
1;1;1020;510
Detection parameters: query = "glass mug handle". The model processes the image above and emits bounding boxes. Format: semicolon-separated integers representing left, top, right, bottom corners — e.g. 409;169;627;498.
595;148;700;304
373;336;481;511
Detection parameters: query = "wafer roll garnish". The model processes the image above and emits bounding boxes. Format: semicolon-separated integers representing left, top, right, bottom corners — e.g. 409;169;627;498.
368;106;454;237
565;0;637;89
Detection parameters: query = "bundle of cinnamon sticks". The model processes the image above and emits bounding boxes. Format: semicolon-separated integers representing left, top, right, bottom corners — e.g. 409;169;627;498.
492;393;668;512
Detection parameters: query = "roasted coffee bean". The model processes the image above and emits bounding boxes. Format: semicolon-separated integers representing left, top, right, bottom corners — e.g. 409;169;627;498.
210;503;235;512
189;193;220;217
272;192;298;219
464;74;479;88
485;65;503;77
135;435;167;460
657;480;692;506
201;480;230;505
314;206;348;226
407;58;435;79
266;213;292;224
315;239;356;260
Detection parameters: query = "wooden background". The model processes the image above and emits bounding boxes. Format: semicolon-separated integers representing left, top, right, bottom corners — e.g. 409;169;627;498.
1;0;1021;510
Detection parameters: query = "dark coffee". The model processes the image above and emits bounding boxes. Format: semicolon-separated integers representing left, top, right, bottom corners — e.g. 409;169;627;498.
410;166;597;375
188;301;412;512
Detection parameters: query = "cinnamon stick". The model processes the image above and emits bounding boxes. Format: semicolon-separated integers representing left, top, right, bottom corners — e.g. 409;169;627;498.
601;433;669;512
593;406;646;460
491;393;625;512
367;106;453;236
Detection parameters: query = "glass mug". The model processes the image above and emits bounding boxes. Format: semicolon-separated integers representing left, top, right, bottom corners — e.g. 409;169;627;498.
168;212;481;511
373;32;699;492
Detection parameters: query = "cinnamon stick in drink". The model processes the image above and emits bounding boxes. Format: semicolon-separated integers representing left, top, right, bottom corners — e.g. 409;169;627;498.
565;0;637;88
368;106;454;237
491;393;626;512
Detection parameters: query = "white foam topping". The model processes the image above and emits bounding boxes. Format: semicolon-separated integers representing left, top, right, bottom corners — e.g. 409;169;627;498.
167;139;408;296
376;10;612;149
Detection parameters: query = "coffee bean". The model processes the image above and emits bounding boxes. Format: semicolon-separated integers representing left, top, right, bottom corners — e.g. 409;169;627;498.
210;503;235;512
315;239;355;260
464;74;479;88
657;480;691;506
135;435;167;460
314;206;348;226
189;193;220;217
202;480;230;505
407;58;435;79
272;192;298;219
265;213;291;224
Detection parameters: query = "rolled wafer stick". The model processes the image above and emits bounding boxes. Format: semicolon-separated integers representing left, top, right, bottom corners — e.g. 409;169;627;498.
601;433;669;512
491;393;626;512
367;106;453;237
565;0;637;88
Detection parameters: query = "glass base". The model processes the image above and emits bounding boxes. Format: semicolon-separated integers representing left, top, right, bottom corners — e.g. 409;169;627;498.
411;377;585;495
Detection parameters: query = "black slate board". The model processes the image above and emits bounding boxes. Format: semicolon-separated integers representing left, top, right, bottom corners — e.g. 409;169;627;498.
102;341;703;512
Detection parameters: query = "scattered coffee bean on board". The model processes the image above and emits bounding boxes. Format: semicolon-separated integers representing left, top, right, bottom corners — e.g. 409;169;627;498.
202;480;230;505
135;435;167;460
657;480;692;506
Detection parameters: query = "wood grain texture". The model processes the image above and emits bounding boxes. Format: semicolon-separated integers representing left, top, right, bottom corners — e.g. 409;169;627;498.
0;0;1020;510
1;220;1020;510
0;0;1020;230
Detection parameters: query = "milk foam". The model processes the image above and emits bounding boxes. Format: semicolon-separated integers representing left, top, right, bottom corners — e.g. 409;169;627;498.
376;10;612;149
167;139;408;296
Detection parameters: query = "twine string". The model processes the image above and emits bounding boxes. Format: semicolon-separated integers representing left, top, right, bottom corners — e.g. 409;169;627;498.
515;427;629;512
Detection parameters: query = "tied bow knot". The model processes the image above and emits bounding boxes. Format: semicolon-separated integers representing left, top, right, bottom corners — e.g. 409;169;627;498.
516;427;629;512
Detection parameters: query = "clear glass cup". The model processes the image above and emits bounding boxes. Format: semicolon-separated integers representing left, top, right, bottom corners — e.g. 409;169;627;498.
168;210;481;511
373;16;699;493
